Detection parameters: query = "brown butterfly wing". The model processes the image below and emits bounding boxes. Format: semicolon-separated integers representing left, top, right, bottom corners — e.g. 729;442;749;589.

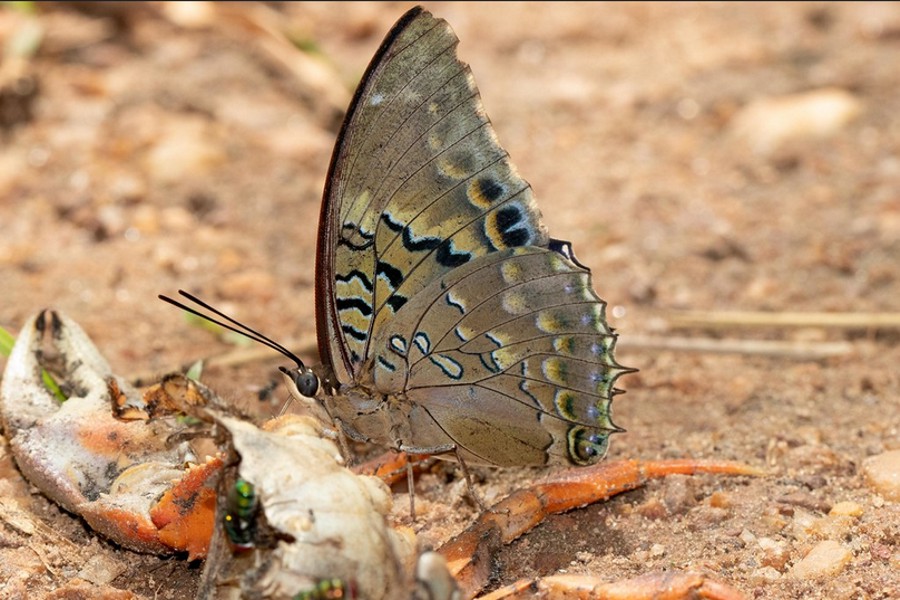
317;7;549;384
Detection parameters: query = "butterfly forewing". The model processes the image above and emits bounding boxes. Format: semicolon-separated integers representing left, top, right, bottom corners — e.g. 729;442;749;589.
320;7;548;381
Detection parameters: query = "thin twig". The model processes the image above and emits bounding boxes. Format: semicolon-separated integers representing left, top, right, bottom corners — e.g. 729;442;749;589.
666;310;900;330
622;335;853;359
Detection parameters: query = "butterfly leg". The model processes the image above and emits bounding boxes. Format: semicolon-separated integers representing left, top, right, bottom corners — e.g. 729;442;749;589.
438;458;761;598
455;448;488;512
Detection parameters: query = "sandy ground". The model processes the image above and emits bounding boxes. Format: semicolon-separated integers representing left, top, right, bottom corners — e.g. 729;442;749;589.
0;2;898;599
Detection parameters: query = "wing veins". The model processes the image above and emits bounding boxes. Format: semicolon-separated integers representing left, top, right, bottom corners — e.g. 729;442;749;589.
414;377;614;431
369;184;531;344
340;40;460;231
417;276;597;359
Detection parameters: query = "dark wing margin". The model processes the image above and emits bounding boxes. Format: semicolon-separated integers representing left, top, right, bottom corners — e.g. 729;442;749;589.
315;6;428;383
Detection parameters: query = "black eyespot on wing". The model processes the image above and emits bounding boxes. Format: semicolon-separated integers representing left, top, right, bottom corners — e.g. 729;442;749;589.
567;426;609;466
495;205;521;230
501;226;529;247
478;177;504;203
494;205;530;247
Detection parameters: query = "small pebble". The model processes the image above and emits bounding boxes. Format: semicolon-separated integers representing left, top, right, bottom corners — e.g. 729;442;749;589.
758;537;790;571
143;116;226;185
730;88;862;154
829;501;863;517
739;528;757;546
131;204;160;236
805;514;855;541
636;497;667;520
573;551;592;563
752;566;782;582
791;540;852;579
708;491;732;508
861;450;900;501
662;474;697;515
870;543;892;562
690;505;729;529
776;490;831;513
161;205;196;232
649;543;666;558
0;498;35;535
77;554;127;586
789;507;818;539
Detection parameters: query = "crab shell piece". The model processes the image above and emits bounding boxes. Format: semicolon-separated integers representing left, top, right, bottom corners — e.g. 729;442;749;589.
0;310;218;558
199;413;418;600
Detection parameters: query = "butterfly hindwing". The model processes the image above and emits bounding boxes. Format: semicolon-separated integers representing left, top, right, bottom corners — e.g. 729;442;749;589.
367;247;626;466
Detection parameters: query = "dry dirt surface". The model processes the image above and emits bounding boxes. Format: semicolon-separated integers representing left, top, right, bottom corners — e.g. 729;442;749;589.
1;2;899;599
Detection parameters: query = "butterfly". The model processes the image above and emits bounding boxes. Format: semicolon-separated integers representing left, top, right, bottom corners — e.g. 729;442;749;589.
164;6;631;469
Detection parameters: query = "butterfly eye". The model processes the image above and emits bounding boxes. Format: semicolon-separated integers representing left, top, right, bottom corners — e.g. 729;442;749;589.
293;371;319;398
224;478;258;551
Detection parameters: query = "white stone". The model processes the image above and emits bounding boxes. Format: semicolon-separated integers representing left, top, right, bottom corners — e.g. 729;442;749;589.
730;88;862;154
862;450;900;501
791;540;852;579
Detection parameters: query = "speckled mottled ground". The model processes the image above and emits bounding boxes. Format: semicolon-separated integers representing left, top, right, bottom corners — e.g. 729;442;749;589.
1;3;898;599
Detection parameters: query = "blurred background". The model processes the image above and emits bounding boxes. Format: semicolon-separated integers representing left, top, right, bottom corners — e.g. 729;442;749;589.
0;3;897;598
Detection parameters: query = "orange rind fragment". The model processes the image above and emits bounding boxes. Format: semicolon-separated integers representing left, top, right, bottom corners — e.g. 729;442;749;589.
353;450;411;483
78;504;172;555
441;458;760;598
352;451;432;486
151;455;224;560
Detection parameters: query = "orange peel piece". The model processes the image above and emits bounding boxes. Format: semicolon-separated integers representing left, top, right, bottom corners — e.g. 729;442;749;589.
151;455;224;560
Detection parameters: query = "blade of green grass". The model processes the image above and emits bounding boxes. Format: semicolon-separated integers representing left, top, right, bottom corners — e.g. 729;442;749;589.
1;324;67;402
182;311;252;347
185;359;204;382
0;325;15;356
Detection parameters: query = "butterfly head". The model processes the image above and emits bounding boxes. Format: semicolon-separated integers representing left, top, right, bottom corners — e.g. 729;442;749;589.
277;364;340;437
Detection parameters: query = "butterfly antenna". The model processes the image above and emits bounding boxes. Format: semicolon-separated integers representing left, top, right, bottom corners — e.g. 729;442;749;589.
158;290;306;369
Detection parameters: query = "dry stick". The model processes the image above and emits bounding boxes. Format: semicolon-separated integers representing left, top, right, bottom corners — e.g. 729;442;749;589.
620;310;900;359
138;310;889;382
667;310;900;330
623;335;853;359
